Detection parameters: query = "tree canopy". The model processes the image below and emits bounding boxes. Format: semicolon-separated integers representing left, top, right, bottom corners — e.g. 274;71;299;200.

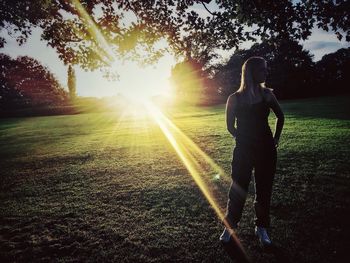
315;47;350;95
0;54;68;109
1;0;349;72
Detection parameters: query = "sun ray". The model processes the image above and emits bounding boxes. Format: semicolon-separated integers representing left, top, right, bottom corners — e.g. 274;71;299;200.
144;101;248;259
66;1;247;258
159;112;229;182
97;108;131;152
70;0;117;64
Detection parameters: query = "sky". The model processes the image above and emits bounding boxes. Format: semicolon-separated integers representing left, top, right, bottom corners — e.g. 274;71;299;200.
0;2;349;98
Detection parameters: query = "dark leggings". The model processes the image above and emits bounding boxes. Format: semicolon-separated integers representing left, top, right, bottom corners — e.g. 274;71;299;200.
224;140;277;228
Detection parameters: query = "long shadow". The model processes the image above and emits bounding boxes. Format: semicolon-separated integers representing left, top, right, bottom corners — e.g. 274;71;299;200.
222;239;291;263
222;239;251;263
263;243;291;263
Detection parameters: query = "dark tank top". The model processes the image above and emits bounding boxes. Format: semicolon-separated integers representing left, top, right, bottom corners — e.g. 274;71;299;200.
234;92;273;145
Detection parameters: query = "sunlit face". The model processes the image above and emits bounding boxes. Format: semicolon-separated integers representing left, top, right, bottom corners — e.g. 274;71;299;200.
253;60;268;84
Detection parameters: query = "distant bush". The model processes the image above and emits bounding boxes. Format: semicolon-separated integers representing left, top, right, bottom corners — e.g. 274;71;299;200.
0;105;79;118
0;96;129;118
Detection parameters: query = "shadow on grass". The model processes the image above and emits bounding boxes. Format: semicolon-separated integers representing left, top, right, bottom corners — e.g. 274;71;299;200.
222;239;291;263
281;95;350;121
263;243;291;263
222;239;251;263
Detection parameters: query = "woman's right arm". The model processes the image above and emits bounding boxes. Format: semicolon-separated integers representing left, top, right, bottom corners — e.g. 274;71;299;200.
226;94;237;137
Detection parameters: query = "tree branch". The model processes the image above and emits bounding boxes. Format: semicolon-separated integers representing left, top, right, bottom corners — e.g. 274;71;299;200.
201;1;215;16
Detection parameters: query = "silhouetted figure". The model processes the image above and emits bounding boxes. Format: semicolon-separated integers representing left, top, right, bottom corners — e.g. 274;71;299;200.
220;57;284;251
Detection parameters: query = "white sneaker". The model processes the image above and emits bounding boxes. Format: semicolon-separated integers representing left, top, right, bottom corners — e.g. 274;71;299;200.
255;226;272;246
219;227;232;243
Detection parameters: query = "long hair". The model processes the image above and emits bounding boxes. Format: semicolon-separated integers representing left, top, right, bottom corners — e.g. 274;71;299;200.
237;56;266;96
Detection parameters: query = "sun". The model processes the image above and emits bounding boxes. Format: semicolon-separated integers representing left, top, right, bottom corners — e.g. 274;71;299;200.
111;54;176;104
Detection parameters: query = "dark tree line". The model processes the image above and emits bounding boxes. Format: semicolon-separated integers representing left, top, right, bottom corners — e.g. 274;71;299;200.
171;42;350;104
314;47;350;96
216;43;350;100
213;38;315;100
0;54;69;110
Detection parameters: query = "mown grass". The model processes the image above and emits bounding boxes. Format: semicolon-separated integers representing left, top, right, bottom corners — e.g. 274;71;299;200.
0;95;349;262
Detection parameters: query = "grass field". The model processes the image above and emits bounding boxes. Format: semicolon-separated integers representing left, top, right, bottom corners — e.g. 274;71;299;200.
1;95;349;262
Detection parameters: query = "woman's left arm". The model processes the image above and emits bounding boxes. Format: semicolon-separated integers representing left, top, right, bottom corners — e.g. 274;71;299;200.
226;94;237;138
268;90;284;147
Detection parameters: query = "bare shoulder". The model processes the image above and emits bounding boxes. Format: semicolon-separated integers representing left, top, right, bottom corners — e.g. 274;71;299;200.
227;92;239;104
226;92;239;113
262;88;276;102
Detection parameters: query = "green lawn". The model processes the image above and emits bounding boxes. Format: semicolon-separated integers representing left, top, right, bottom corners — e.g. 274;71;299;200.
1;95;349;262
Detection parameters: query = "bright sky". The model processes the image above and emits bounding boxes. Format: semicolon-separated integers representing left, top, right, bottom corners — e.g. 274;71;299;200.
0;2;349;98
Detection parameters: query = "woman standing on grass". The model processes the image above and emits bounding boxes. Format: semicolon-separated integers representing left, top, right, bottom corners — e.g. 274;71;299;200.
220;56;284;247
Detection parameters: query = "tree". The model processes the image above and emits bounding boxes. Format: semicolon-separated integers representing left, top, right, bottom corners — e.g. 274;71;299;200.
67;64;77;100
213;38;315;99
0;54;24;109
213;54;245;97
0;0;348;73
315;47;350;95
0;54;69;109
170;56;225;105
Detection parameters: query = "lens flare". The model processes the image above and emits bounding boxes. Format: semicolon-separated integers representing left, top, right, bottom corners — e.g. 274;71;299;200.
144;101;248;259
67;1;248;259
